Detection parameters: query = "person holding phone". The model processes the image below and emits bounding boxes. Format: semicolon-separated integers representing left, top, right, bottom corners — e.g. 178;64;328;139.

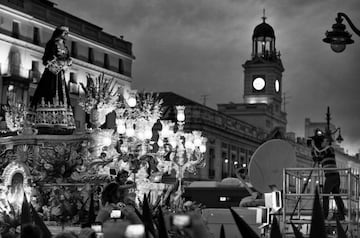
96;182;141;224
96;182;125;223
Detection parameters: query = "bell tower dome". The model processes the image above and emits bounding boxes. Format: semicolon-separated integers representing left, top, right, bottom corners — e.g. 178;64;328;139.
252;12;276;60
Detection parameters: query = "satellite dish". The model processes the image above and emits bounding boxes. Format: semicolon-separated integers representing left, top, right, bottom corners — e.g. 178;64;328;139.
249;139;296;193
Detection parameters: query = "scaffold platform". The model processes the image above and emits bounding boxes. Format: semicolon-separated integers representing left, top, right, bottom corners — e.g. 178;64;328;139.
282;167;359;238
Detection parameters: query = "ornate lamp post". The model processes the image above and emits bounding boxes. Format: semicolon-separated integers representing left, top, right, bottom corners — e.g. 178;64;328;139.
323;12;360;53
325;106;343;145
156;106;207;207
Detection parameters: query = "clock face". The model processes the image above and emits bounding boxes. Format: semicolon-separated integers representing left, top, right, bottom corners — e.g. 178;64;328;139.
275;80;280;92
253;77;265;91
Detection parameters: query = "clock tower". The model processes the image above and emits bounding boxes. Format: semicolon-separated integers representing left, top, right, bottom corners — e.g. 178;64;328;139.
218;13;287;134
243;14;283;109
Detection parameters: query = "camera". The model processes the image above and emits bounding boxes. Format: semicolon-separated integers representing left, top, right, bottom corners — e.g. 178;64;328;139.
124;224;145;238
109;168;117;175
91;223;102;233
110;209;122;219
171;214;191;228
311;129;325;148
91;223;104;238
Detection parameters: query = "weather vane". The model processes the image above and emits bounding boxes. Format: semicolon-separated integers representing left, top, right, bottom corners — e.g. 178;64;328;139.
262;8;267;22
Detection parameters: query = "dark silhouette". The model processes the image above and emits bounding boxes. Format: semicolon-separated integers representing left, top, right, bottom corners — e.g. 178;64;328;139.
270;216;282;238
309;188;326;238
311;129;346;220
20;224;42;238
21;193;32;230
229;207;260;238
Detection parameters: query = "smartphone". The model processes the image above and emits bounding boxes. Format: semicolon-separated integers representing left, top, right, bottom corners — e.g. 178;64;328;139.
109;168;117;175
95;233;104;238
124;224;145;238
171;214;191;228
91;223;103;233
110;209;122;219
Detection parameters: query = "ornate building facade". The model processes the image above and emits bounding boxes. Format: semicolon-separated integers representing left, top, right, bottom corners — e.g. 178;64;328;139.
158;92;267;181
0;0;134;131
0;0;139;225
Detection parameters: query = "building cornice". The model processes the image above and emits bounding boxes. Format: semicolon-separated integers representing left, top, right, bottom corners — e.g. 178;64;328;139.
184;105;266;142
72;58;132;83
0;4;134;60
0;31;44;54
243;59;284;73
186;122;262;146
0;133;89;146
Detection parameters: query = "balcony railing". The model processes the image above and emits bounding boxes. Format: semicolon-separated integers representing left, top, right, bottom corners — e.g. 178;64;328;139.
28;69;41;83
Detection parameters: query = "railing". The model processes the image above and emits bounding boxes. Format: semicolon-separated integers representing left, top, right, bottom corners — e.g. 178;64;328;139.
186;105;266;142
7;65;30;78
29;69;41;83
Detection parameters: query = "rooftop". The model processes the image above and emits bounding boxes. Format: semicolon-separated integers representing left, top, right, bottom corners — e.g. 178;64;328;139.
0;0;133;57
158;92;259;129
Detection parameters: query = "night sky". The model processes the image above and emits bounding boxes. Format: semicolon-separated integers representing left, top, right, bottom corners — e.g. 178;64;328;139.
52;0;360;155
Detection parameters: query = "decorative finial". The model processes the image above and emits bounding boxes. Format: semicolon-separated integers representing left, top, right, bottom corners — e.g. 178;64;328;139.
262;8;267;22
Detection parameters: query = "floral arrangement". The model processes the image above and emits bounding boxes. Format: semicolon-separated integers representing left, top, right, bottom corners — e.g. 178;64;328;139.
115;92;163;171
79;73;121;114
0;202;19;235
135;93;163;123
116;92;163;124
3;101;26;132
34;186;89;225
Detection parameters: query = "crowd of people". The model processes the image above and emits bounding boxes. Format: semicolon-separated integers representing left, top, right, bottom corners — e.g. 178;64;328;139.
1;175;350;238
10;181;214;238
6;181;348;238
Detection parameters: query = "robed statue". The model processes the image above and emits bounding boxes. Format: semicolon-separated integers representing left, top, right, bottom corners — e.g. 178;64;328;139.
28;26;75;134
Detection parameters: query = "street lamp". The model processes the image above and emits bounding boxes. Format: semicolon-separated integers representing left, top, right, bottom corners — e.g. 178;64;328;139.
323;12;360;53
325;106;343;145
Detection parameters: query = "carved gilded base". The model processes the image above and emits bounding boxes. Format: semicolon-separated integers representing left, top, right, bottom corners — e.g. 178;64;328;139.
27;102;76;135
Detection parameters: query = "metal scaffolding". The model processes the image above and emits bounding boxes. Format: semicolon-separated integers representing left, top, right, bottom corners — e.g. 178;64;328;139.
282;167;359;238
